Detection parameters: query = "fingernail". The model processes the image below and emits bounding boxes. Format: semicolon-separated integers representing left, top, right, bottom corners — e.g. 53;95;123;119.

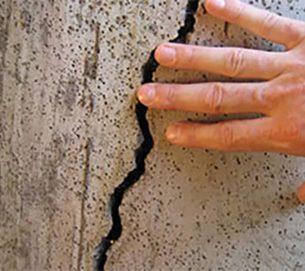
138;85;155;105
210;0;226;9
157;45;176;65
166;125;180;142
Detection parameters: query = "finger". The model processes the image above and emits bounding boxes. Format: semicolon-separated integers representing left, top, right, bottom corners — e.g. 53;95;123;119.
154;44;285;79
165;118;278;151
296;182;305;204
138;82;271;114
205;0;305;49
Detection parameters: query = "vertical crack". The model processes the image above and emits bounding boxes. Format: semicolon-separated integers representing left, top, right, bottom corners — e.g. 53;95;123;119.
0;2;12;105
224;22;229;36
77;138;92;271
84;23;100;80
93;1;200;270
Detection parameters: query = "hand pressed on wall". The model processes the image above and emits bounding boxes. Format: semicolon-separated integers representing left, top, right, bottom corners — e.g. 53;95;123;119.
137;0;305;202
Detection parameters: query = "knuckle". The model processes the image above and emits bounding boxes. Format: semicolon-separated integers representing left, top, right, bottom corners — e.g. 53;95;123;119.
283;21;305;47
296;81;305;95
274;75;305;98
225;49;245;77
254;85;274;110
283;21;298;38
285;122;301;139
164;84;176;108
177;46;195;67
269;119;301;141
187;47;196;66
281;122;299;139
260;12;279;37
287;61;305;72
231;4;243;22
283;83;305;104
219;123;235;150
205;83;225;112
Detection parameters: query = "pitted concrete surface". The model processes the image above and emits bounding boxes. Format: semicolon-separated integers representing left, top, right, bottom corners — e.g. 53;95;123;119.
0;0;305;270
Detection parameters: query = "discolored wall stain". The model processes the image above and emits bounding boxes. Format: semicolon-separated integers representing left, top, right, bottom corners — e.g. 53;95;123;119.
64;79;79;112
0;0;305;271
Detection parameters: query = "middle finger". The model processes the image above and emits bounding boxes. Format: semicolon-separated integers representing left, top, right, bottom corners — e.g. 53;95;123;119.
138;82;272;114
155;43;286;80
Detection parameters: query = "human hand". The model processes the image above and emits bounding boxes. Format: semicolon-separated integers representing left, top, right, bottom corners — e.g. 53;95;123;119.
138;0;305;157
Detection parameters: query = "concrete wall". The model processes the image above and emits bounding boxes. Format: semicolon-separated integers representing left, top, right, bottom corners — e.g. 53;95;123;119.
1;0;305;270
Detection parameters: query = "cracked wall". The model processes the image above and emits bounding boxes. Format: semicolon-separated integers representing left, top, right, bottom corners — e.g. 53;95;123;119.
0;0;305;270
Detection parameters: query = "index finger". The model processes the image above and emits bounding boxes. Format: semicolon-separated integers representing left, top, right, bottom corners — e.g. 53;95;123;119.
205;0;305;49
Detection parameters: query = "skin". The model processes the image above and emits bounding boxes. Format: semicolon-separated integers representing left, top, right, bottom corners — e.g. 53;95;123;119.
137;0;305;202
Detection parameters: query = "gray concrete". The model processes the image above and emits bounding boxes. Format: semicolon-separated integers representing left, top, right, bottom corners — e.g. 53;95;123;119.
0;0;305;270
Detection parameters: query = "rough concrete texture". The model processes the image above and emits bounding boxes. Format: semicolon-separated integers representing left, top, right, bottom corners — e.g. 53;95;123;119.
0;0;305;270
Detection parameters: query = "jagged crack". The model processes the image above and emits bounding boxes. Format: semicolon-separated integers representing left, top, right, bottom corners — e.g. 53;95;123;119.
94;1;200;270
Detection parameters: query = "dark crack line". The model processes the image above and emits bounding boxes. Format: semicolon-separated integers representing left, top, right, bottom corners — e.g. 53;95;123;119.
77;138;92;271
0;2;12;105
224;22;229;36
93;1;200;270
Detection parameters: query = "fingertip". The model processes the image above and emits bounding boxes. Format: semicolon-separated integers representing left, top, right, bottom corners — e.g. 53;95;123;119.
166;123;182;144
137;84;156;105
205;0;227;13
154;44;163;60
296;182;305;204
155;43;177;66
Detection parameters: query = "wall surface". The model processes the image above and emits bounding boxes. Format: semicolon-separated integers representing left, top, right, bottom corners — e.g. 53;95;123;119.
1;0;305;270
